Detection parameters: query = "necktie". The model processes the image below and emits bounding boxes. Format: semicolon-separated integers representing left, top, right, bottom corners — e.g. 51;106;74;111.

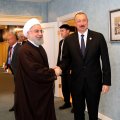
81;35;85;56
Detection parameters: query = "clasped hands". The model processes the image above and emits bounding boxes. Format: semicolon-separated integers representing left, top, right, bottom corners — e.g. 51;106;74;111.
54;66;62;77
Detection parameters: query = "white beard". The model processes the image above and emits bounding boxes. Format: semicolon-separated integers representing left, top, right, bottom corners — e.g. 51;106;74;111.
34;37;44;46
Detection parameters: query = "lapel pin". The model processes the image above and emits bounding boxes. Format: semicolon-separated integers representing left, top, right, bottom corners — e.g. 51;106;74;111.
89;37;92;40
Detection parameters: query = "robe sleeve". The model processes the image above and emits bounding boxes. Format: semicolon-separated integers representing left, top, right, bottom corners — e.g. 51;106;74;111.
18;47;57;83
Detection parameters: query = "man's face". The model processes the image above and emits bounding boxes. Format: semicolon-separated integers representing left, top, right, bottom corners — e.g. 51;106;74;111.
18;33;26;42
7;33;17;46
75;13;88;33
60;28;70;39
19;35;26;42
28;24;44;45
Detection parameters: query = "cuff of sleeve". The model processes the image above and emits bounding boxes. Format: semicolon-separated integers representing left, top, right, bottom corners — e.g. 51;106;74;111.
50;68;57;80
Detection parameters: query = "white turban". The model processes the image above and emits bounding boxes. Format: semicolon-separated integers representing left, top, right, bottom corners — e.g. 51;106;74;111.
23;18;41;37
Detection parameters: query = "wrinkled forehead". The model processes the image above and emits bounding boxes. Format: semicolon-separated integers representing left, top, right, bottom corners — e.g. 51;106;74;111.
30;24;42;31
7;33;16;39
75;13;88;21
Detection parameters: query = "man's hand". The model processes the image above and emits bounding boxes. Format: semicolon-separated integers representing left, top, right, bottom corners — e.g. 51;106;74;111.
102;85;110;94
4;65;7;71
54;66;62;76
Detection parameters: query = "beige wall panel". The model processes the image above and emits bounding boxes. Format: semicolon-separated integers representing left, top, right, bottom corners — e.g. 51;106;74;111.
0;42;9;67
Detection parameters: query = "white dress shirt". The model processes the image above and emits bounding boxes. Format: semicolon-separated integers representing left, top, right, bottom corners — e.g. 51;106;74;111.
60;40;64;61
11;42;17;60
78;29;88;48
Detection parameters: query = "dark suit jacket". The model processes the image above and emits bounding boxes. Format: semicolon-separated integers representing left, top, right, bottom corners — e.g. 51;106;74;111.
22;40;27;45
6;43;21;76
57;39;63;66
59;30;111;94
57;39;70;75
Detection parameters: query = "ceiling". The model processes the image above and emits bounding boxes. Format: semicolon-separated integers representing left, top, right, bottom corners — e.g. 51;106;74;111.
0;0;52;29
15;0;52;3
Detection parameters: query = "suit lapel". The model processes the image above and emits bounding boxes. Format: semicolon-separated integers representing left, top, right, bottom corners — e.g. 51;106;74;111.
84;30;93;58
74;32;83;58
39;45;49;67
11;43;18;62
59;40;63;59
27;41;49;67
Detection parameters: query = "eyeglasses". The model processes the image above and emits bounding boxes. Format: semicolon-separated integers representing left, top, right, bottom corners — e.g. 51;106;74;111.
30;29;44;34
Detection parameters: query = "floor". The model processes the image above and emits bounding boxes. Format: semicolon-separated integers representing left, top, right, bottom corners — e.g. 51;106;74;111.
0;94;101;120
0;67;100;120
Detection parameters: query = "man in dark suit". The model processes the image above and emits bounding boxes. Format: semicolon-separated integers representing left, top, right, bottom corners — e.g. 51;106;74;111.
58;12;111;120
57;24;72;110
4;32;21;111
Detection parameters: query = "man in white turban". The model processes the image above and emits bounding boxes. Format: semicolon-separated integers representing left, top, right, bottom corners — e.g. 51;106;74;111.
15;18;61;120
23;18;44;45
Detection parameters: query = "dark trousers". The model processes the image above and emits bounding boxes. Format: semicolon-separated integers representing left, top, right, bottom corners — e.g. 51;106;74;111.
61;74;71;104
72;79;101;120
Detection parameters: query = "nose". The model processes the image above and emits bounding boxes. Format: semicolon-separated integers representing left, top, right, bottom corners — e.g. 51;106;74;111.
39;30;44;35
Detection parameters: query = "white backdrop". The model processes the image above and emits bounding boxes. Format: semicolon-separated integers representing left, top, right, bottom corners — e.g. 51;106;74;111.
41;22;62;97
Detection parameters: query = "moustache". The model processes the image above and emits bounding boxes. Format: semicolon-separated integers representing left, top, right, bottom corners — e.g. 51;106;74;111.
80;25;85;27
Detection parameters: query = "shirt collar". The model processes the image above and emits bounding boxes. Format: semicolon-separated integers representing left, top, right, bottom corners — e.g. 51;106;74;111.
12;42;17;48
78;29;88;37
28;39;39;48
17;41;22;44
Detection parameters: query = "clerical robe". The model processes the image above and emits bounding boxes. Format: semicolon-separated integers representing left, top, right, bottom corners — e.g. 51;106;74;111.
15;41;57;120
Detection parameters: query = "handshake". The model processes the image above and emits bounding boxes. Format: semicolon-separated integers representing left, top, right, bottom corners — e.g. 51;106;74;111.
54;66;62;77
